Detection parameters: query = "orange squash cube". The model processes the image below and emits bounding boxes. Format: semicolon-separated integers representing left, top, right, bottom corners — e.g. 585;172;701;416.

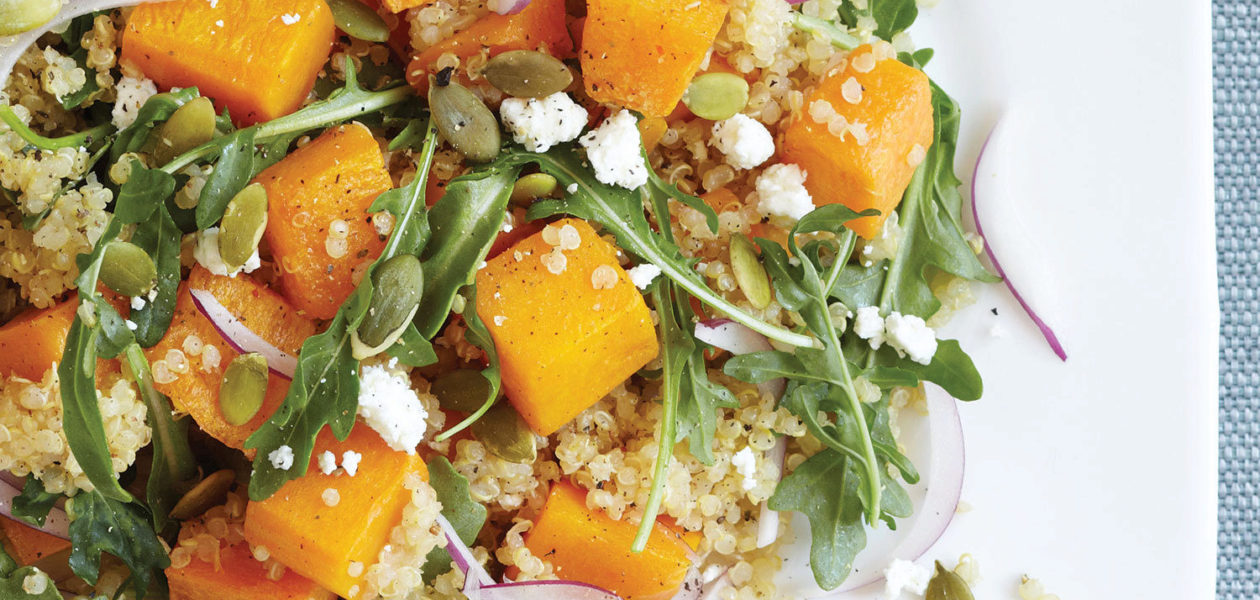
145;266;315;453
244;426;428;599
521;482;693;600
475;219;658;436
780;44;934;239
580;0;730;117
167;542;335;600
0;299;76;382
255;123;392;320
0;516;70;566
122;0;335;125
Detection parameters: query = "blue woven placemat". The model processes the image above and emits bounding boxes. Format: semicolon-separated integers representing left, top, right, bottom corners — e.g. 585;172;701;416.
1216;2;1258;599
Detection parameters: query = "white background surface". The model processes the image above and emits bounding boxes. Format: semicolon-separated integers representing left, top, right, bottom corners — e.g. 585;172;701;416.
783;1;1218;598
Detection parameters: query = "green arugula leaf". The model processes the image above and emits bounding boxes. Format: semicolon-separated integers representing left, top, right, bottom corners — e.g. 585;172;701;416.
67;492;169;599
111;87;202;165
195;126;258;229
0;105;110;151
0;544;59;600
871;0;918;39
434;284;502;441
11;476;58;528
59;312;133;503
768;449;866;590
113;159;176;224
422;457;487;582
122;340;196;531
865;339;982;401
129;203;182;348
386;323;439;367
60;47;101;110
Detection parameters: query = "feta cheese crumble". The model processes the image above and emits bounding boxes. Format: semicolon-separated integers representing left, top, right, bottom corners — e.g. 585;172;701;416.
318;450;337;475
112;76;158;129
499;92;588;152
711;114;775;170
579;109;649;190
884;312;938;365
342;450;362;476
731;446;758;491
356;364;428;454
881;559;931;600
193;227;261;277
853;306;885;348
268;445;295;471
130;296;146;311
626;263;662;289
281;13;301;24
755;163;815;222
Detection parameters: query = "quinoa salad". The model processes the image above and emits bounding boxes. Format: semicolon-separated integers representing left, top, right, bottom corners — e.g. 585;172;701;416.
0;1;1000;599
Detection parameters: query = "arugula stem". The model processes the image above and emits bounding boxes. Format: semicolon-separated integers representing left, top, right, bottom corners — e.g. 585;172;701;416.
381;118;439;260
633;287;682;553
122;343;193;485
435;394;494;443
0;104;111;150
792;13;861;50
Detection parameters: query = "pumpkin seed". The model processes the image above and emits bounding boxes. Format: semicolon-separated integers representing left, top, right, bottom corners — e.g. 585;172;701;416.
510;172;558;206
150;96;216;165
432;368;491;413
326;0;391;42
351;254;424;359
218;183;268;271
219;353;268;426
168;469;236;521
483;50;573;98
729;234;772;309
429;71;502;163
925;562;975;600
99;241;157;297
682;73;750;121
472;402;536;463
0;0;62;36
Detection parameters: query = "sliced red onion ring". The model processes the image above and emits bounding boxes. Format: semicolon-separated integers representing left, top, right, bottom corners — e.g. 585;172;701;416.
435;512;494;596
668;565;704;600
694;319;785;399
0;474;69;540
489;0;531;15
971;121;1068;362
477;580;621;600
1;1;165;88
189;288;296;379
755;437;787;549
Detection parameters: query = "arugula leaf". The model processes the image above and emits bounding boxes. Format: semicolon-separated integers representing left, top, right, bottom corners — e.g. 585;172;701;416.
865;340;982;401
67;492;170;599
768;449;866;590
247;118;440;500
60;48;101;110
0;544;59;599
129;203;182;348
123;340;196;531
195;126;258;229
876;83;998;319
386;323;438;367
871;0;918;39
111;87;202;164
434;284;502;441
0;105;111;151
11;476;58;528
59;306;133;503
422;457;487;581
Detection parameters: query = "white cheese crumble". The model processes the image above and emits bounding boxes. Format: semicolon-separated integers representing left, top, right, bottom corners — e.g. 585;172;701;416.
124;319;138;331
22;571;49;595
626;263;662;289
578;109;648;190
711;114;774;170
111;76;158;129
356;364;428;454
881;559;932;600
884;312;938;365
268;445;295;471
318;450;337;475
193;227;261;278
755;163;815;222
499;92;588;152
281;13;301;24
342;450;362;476
731;446;758;491
853;306;885;349
130;295;146;311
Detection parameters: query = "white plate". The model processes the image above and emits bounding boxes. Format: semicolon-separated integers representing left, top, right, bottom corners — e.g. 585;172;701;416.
776;1;1217;598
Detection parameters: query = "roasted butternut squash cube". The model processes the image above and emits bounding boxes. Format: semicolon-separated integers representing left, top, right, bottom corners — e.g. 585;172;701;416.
145;266;315;453
580;0;729;117
475;218;658;436
167;542;335;600
255;123;392;320
521;482;693;600
781;44;934;239
244;426;428;599
0;516;69;566
122;0;335;125
0;299;76;381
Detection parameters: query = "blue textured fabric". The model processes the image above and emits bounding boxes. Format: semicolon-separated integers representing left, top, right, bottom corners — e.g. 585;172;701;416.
1217;2;1259;599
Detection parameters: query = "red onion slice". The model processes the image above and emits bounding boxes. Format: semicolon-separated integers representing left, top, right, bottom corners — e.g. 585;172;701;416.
971;122;1068;361
1;1;166;89
435;512;494;595
477;580;621;600
694;319;785;399
0;474;69;540
189;288;296;379
489;0;531;15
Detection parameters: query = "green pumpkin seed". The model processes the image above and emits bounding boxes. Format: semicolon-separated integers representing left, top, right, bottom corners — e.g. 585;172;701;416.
0;0;62;36
510;172;558;206
351;254;424;359
729;234;772;309
682;73;750;121
483;50;573;99
99;241;157;297
925;562;975;600
432;368;491;413
150;96;216;166
472;402;536;463
326;0;390;42
219;353;268;426
429;72;501;163
168;469;236;521
218;183;268;271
